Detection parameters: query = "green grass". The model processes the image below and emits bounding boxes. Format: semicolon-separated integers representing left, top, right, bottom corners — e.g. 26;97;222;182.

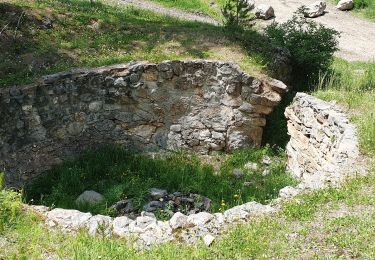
314;59;375;157
148;0;226;19
24;146;296;216
0;0;267;87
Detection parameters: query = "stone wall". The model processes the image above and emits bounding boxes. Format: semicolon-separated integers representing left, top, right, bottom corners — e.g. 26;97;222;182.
285;93;359;188
0;60;287;185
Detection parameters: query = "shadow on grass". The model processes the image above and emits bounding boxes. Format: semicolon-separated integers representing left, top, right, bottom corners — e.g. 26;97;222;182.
23;146;297;217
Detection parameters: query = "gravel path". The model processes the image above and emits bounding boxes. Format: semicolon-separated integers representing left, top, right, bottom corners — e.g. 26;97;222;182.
117;0;374;61
255;0;375;61
120;0;219;25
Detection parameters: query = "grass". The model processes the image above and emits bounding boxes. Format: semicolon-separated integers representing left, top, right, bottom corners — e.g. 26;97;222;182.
333;0;375;20
148;0;226;19
0;0;267;87
314;59;375;157
24;146;296;216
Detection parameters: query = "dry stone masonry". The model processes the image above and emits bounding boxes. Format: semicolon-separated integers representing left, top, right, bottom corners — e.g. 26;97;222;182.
0;60;287;186
285;93;359;188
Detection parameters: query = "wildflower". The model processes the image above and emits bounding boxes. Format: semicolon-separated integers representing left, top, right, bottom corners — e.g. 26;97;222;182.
234;194;239;198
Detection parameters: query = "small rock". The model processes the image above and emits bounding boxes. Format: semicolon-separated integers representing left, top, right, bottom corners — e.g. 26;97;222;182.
110;199;134;214
243;181;255;187
86;215;113;236
75;190;104;206
255;5;275;20
143;201;164;212
262;169;271;176
187;212;214;226
262;156;272;165
302;1;326;18
169;212;188;229
232;168;244;179
244;162;258;171
150;188;168;200
112;216;133;237
203;234;215;246
279;186;300;198
336;0;354;10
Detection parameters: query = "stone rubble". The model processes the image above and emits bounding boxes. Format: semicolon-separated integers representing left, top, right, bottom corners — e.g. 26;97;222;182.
36;201;275;249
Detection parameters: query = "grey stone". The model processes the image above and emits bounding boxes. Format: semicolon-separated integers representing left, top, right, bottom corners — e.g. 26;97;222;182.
187;212;214;226
150;188;168;200
255;5;275;20
279;186;300;198
232;168;245;179
75;190;104;206
110;199;134;214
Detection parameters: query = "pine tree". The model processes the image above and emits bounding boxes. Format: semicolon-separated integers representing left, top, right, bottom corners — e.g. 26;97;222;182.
222;0;254;29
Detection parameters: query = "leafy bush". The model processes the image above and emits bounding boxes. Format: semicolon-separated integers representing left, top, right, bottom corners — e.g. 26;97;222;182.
222;0;254;29
266;15;340;90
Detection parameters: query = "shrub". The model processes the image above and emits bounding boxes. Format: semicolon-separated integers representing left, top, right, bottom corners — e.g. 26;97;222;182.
265;15;340;90
222;0;254;29
0;189;22;233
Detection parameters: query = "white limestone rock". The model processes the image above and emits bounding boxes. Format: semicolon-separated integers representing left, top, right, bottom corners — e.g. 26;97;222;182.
86;214;113;236
169;212;188;229
112;216;133;237
203;234;215;246
336;0;354;10
45;208;92;230
303;1;326;18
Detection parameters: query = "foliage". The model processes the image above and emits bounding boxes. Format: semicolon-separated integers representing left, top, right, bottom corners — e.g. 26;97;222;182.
265;15;340;90
0;189;22;233
221;0;254;29
0;172;4;190
24;146;296;216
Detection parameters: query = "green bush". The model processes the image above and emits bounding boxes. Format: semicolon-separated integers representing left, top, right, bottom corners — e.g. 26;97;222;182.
221;0;254;29
265;15;340;90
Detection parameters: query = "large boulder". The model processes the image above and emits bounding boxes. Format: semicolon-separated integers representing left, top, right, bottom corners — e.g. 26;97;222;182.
336;0;354;10
75;190;104;206
303;1;326;18
255;4;275;20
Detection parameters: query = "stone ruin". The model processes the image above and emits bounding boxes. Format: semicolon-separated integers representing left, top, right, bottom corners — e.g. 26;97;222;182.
0;60;362;248
285;93;360;188
0;60;288;186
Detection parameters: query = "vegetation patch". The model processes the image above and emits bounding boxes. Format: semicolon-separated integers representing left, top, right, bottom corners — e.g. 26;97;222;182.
24;146;296;218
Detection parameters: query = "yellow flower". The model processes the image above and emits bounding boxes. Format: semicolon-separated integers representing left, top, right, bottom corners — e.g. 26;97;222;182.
234;194;239;198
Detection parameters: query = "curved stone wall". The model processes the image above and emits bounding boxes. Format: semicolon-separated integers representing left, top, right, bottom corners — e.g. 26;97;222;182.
285;93;359;188
0;60;287;185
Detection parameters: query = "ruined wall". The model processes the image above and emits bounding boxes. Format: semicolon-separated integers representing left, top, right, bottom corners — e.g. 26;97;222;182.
0;60;287;185
285;93;359;188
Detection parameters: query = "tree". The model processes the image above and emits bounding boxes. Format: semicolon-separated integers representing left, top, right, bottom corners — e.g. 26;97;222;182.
222;0;254;29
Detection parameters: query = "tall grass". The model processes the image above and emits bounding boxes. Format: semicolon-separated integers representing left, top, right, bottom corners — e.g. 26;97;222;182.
314;60;375;156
